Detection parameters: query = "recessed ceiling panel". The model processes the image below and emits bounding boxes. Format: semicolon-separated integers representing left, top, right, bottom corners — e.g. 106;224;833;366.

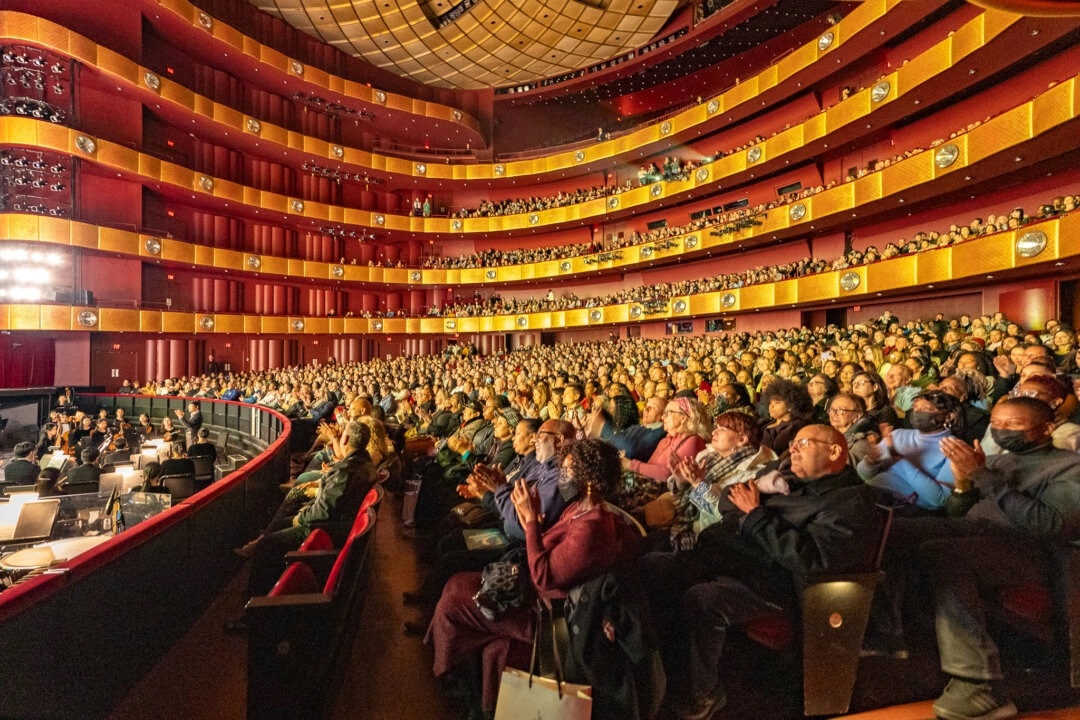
250;0;677;89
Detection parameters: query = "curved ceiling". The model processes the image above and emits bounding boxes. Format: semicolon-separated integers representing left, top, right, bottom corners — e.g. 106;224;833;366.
248;0;681;89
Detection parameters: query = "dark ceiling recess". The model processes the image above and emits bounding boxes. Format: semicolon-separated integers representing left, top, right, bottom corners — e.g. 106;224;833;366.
536;0;840;109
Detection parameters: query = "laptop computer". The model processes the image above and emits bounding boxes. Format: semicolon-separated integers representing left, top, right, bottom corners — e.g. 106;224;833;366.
0;499;60;543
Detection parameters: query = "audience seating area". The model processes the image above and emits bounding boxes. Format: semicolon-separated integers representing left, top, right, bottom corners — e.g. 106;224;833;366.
246;500;381;720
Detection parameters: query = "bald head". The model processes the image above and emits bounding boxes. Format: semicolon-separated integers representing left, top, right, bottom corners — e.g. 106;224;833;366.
788;424;849;481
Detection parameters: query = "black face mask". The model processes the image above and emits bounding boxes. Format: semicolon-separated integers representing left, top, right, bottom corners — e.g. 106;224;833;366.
908;411;944;432
990;427;1044;454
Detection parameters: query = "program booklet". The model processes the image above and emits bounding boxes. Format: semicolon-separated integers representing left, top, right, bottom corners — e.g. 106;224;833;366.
463;528;509;551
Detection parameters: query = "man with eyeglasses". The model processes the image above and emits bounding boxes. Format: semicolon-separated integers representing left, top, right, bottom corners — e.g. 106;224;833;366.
641;425;883;720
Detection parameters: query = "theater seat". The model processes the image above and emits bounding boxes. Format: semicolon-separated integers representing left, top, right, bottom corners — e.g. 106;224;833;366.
269;562;318;597
992;545;1080;688
743;505;893;716
296;528;335;553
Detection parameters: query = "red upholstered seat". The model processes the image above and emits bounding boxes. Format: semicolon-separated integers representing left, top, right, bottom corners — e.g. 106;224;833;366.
323;507;376;594
269;562;318;597
745;615;796;652
298;528;335;553
1000;583;1052;622
359;484;383;512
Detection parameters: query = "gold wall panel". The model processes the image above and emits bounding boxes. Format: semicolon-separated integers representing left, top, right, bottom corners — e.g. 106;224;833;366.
39;304;70;330
797;273;836;302
688;294;718;316
305;317;329;335
260;255;288;276
99;308;140;332
881;155;932;197
813;182;854;218
565;309;589;327
419;318;442;334
193;245;215;267
950;13;985;59
453;318;479;333
139;311;162;333
1031;78;1074;138
261;316;287;334
491;316;516;332
38;217;71;245
725;76;759;108
382;268;409;285
779;41;815;80
138;153;163;179
214;314;245;334
381;318;407;334
1059;213;1080;259
966;105;1031;165
767;126;800;157
529;313;553;330
161;241;195;264
867;255;916;293
952;233;1014;280
161;312;194;334
96;142;139;174
4;304;38;330
826;92;869;131
3;214;37;241
244;316;261;334
896;43;948;97
774;279;799;305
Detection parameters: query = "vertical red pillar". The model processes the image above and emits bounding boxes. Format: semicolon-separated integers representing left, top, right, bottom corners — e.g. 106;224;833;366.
146;339;157;383
155;339;169;380
169;340;186;379
269;339;282;369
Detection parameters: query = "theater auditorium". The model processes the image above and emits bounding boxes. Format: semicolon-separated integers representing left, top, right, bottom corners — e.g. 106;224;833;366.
2;0;1080;717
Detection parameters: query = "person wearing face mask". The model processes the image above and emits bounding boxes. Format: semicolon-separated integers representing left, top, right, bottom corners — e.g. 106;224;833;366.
857;390;964;511
895;397;1080;720
980;374;1080;455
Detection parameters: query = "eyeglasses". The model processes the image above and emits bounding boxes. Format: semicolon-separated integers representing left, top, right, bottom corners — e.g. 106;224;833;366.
789;437;837;450
828;407;859;415
852;379;873;387
663;409;686;417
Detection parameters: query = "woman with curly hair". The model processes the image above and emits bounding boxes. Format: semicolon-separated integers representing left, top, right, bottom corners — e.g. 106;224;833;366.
760;377;813;455
427;439;640;719
857;389;963;510
358;415;394;467
622;396;710;482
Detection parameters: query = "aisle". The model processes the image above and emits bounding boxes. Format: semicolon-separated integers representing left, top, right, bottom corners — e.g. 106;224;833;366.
329;489;457;719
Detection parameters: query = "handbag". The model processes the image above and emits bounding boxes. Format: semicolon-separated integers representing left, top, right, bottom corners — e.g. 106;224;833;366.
495;603;593;720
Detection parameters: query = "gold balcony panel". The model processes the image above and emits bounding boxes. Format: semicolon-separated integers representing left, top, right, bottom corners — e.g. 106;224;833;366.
867;255;916;293
139;310;162;333
162;312;194;334
99;308;140;332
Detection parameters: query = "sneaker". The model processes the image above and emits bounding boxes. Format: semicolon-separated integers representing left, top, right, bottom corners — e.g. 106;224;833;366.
932;678;1018;720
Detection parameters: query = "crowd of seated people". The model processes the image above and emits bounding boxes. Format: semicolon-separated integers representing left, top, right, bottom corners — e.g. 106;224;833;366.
119;305;1080;718
415;191;1077;319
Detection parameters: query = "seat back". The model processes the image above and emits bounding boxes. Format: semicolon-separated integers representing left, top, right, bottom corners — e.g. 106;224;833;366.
268;562;319;597
160;473;196;500
297;528;336;553
191;455;215;483
603;501;647;537
359;484;384;512
323;507;376;596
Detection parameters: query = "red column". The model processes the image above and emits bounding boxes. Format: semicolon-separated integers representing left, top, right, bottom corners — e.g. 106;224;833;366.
146;339;157;382
155;339;169;380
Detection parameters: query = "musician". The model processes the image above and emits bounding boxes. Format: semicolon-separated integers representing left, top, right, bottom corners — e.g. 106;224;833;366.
137;413;155;437
53;393;77;417
102;437;132;467
64;447;105;487
3;442;38;486
35;467;65;498
160;416;181;444
89;418;111;447
69;415;94;448
34;422;61;459
174;402;203;448
112;408;131;432
186;427;218;461
161;443;195;478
